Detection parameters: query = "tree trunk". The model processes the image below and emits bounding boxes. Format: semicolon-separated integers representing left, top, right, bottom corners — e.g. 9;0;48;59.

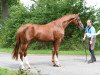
1;0;8;19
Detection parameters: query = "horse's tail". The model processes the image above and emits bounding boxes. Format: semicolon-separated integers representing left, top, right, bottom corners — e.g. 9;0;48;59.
12;33;20;60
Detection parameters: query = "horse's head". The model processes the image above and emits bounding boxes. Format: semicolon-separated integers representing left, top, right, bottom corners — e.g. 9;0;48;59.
72;14;84;30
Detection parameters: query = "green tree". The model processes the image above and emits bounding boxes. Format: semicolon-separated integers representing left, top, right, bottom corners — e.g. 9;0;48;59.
0;0;1;18
94;9;100;49
1;0;19;19
0;5;30;47
1;0;8;19
0;0;98;50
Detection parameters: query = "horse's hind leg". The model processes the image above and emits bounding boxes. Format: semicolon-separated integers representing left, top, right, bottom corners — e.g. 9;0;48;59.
19;43;29;69
23;43;31;69
19;44;25;69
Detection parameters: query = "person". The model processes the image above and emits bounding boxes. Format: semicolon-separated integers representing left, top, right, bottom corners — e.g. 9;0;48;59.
83;20;96;63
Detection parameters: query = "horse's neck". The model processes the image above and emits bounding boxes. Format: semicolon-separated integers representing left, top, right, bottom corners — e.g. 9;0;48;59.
62;18;74;29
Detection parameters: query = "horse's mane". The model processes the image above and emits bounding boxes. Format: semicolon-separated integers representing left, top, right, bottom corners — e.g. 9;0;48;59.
47;14;77;25
57;14;76;20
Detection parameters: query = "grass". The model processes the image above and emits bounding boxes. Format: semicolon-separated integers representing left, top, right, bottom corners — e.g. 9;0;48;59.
0;67;16;75
0;48;100;55
0;67;31;75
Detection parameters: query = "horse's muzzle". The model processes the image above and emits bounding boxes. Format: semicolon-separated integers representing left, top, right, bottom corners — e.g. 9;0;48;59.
81;27;85;32
80;25;84;30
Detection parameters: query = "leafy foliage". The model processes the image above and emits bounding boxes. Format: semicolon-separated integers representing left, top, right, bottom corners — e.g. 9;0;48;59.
0;0;1;18
0;0;99;50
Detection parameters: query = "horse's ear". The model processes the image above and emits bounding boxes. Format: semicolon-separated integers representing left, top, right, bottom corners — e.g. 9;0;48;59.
75;13;80;18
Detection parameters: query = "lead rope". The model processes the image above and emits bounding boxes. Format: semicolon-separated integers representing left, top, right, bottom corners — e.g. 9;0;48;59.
82;40;87;62
79;29;87;62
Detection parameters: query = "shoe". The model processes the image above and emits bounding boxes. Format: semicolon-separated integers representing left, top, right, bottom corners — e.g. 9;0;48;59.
88;59;94;63
89;50;96;63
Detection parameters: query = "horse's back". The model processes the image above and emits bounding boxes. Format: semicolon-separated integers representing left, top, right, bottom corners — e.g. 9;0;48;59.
17;24;33;33
16;23;54;41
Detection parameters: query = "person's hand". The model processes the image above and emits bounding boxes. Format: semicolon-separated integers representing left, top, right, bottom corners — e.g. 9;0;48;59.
90;41;92;44
83;38;85;41
96;30;100;35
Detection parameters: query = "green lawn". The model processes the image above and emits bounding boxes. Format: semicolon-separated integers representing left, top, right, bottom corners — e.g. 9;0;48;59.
0;48;100;55
0;67;16;75
0;67;30;75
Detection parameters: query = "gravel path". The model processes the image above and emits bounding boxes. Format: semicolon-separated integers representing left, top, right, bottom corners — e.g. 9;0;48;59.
0;53;100;75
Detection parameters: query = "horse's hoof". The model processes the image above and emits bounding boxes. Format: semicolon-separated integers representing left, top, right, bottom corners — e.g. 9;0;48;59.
56;65;61;67
19;68;25;71
19;66;25;70
53;64;56;66
27;67;31;70
53;64;61;67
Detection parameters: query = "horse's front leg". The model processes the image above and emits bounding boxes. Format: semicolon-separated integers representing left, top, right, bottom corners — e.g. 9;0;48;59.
19;59;25;70
52;47;56;66
52;39;61;67
54;45;61;67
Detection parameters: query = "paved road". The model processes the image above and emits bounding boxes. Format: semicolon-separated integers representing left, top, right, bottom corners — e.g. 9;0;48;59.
0;53;100;75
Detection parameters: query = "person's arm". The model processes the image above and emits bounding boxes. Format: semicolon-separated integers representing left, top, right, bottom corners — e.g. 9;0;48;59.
90;36;94;44
83;33;86;41
96;30;100;35
83;27;87;41
90;27;96;44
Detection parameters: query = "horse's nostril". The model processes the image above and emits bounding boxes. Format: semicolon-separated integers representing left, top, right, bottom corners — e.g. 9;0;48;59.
82;27;85;31
82;27;84;29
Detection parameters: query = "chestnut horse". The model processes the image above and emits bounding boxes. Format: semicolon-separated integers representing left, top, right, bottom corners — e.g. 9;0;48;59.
12;14;84;69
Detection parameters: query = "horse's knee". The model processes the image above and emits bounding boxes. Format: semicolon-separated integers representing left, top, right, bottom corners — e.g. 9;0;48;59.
56;50;59;53
55;50;59;57
52;49;55;52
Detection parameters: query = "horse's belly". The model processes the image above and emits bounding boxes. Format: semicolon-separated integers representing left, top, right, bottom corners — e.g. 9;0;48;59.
35;33;54;42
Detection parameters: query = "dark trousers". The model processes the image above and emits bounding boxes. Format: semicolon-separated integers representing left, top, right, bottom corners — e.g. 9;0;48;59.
88;38;96;61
